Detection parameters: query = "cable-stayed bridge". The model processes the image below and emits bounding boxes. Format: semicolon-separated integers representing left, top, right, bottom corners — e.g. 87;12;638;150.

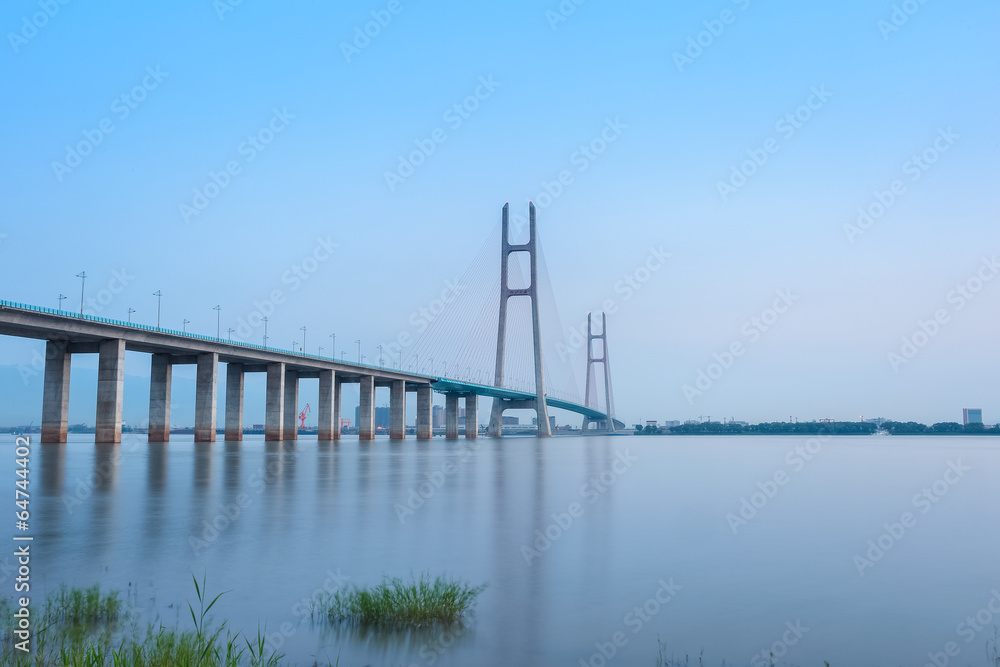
0;203;623;443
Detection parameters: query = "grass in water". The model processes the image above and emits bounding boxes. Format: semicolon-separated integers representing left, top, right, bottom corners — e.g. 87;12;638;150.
323;574;486;627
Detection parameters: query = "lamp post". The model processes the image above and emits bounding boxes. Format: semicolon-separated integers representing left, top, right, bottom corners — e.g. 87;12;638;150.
58;293;66;311
318;346;324;357
377;344;383;367
300;326;306;355
355;339;361;364
262;316;269;348
127;308;136;323
76;272;87;316
292;340;297;353
213;305;222;340
153;291;162;330
341;351;345;362
227;327;235;341
329;334;335;358
182;318;190;332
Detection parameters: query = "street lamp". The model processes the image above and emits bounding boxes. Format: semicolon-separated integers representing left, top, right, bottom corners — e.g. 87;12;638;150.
292;340;297;353
213;305;222;340
227;327;235;341
377;344;383;367
182;318;190;332
153;290;162;329
127;308;136;323
318;345;324;357
300;326;307;355
262;316;269;348
341;351;345;362
76;271;87;316
329;334;335;358
355;339;361;364
58;293;66;311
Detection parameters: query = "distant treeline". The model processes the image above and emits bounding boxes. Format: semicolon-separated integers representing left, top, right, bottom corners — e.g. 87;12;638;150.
635;421;1000;435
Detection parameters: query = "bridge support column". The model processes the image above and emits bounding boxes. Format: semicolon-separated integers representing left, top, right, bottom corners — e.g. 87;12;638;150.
225;363;244;442
359;375;375;440
195;352;218;443
148;353;172;442
333;377;342;440
95;339;126;444
318;370;336;440
465;395;478;439
282;369;299;440
488;398;503;437
445;394;459;439
416;385;432;440
390;380;406;440
41;341;71;443
265;362;285;441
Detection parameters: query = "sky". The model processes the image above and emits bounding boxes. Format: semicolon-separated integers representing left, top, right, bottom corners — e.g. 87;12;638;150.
1;0;998;427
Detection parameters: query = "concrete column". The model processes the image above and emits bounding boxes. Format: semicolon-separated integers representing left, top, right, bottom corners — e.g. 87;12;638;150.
333;377;342;440
95;338;125;444
282;369;299;440
41;341;71;443
225;363;244;442
390;380;406;440
445;394;459;439
416;385;432;440
265;362;285;441
359;375;375;440
318;370;336;440
195;352;218;443
148;353;172;442
465;394;478;439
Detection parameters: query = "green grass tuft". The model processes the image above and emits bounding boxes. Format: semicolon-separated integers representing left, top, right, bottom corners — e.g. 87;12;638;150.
324;574;486;627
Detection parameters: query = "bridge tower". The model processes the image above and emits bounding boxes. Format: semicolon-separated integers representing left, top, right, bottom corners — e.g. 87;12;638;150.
488;202;552;437
582;311;616;432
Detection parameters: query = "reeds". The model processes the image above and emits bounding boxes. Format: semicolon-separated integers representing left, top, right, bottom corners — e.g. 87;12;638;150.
323;574;486;627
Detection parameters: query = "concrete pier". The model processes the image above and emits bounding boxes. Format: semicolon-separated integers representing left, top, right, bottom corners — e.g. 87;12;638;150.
282;369;299;440
333;377;342;440
317;370;335;440
390;379;406;440
465;394;478;439
41;341;71;443
225;363;244;442
95;338;125;444
416;385;432;440
445;393;459;439
148;353;172;442
265;362;285;441
195;352;218;443
359;375;375;440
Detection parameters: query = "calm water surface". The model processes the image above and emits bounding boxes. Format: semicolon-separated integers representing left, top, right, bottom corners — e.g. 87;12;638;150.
11;434;1000;666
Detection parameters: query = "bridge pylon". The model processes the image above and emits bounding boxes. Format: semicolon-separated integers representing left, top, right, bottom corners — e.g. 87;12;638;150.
488;202;552;437
582;311;617;432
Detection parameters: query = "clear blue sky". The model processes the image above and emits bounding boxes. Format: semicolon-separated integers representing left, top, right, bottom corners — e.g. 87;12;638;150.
1;0;997;426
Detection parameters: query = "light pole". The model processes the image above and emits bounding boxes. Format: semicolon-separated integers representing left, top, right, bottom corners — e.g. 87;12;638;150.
355;339;361;364
329;334;335;358
153;290;162;329
292;340;298;353
341;351;345;362
377;344;383;367
127;308;136;323
318;346;324;357
300;326;307;355
262;316;269;348
213;305;222;340
76;271;87;316
182;318;190;332
58;293;66;311
227;327;235;341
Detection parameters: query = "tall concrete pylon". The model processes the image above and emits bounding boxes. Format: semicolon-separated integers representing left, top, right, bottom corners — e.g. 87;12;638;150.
488;202;552;437
582;311;616;432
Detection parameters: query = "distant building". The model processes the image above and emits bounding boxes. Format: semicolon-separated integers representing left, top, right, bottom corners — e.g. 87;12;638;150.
863;417;888;426
963;408;983;425
502;416;519;425
646;420;658;427
663;421;680;428
683;420;699;426
432;405;445;428
355;406;391;430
